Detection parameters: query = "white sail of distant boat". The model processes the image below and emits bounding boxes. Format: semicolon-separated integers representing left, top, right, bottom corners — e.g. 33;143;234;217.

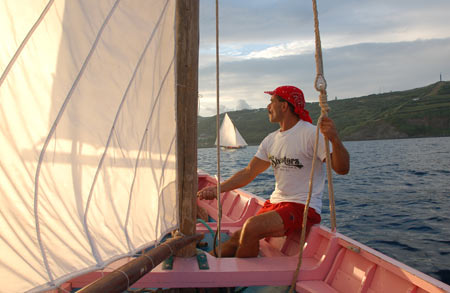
216;113;248;149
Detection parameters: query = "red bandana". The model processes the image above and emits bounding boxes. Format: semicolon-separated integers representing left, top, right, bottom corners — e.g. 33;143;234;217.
264;85;312;123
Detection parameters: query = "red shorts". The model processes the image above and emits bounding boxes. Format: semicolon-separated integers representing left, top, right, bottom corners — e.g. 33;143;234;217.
256;200;321;235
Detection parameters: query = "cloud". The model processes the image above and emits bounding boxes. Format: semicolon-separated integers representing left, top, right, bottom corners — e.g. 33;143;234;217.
324;38;450;98
246;40;315;59
199;38;450;117
200;0;312;45
199;96;232;117
198;0;450;117
200;0;450;47
236;99;251;110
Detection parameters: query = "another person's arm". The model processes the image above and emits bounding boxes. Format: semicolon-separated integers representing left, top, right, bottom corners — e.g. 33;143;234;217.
197;157;270;200
319;117;350;175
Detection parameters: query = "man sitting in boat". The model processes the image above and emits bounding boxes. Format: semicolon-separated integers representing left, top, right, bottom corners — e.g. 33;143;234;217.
197;85;350;258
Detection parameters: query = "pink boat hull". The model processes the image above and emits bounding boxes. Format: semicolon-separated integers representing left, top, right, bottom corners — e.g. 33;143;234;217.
60;172;450;292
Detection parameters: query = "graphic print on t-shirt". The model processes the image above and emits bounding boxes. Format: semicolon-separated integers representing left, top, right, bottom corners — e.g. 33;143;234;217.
268;155;303;170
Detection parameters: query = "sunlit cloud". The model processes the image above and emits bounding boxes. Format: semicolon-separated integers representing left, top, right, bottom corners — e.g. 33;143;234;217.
245;40;315;59
198;0;450;117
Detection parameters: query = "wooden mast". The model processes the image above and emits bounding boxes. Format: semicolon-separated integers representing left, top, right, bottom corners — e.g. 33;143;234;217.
176;0;199;257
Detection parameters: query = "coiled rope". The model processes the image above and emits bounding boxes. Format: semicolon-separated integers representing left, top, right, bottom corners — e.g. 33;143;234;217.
289;0;336;292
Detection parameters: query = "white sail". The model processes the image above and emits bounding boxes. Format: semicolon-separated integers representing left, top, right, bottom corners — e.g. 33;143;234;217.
0;1;178;292
216;113;248;148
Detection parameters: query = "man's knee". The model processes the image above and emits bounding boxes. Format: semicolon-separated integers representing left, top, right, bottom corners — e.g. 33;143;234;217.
230;230;241;242
241;212;285;239
241;216;262;239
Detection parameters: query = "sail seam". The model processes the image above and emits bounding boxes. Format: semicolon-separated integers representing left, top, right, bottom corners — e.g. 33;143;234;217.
33;0;121;283
85;0;170;255
0;0;55;88
124;59;175;250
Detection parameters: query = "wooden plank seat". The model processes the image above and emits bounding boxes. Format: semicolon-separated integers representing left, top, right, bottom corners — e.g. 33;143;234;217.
259;226;341;281
367;266;418;293
296;247;377;293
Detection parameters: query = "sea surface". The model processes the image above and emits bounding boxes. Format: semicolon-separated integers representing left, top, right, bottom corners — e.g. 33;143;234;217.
198;136;450;285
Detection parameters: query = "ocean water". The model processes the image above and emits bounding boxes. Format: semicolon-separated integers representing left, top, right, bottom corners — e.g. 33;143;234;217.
198;136;450;285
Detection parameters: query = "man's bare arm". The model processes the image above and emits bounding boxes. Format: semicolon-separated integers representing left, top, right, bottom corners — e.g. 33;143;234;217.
197;157;270;200
319;117;350;175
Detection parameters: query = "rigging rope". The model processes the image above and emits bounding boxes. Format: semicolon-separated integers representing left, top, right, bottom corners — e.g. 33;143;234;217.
312;0;336;232
214;0;223;258
289;0;336;292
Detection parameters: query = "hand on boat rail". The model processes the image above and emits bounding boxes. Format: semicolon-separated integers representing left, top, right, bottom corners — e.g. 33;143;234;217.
197;185;218;200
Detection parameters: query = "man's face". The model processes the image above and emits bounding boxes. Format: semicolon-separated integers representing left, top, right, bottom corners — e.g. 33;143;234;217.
267;95;284;123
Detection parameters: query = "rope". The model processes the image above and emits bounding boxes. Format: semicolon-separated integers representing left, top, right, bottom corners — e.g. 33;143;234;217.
288;117;322;293
214;0;223;258
312;0;336;233
33;1;121;282
116;269;131;290
161;242;174;256
142;254;156;268
58;284;71;293
197;218;215;236
289;1;336;292
0;0;55;88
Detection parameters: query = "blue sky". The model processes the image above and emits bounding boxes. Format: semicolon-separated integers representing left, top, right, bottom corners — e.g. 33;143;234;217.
198;0;450;117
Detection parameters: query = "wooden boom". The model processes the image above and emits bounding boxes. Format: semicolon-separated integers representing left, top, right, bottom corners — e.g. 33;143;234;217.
78;234;203;293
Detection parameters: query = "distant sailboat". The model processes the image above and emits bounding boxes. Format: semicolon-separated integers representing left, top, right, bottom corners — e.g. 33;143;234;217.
216;113;248;149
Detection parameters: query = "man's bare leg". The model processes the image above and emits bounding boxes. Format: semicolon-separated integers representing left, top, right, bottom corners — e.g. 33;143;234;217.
235;211;285;258
209;230;242;257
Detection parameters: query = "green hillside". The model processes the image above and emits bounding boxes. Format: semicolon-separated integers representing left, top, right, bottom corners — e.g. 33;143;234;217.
198;81;450;148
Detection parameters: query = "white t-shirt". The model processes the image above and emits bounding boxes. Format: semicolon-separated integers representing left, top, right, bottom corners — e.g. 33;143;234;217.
255;120;330;214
